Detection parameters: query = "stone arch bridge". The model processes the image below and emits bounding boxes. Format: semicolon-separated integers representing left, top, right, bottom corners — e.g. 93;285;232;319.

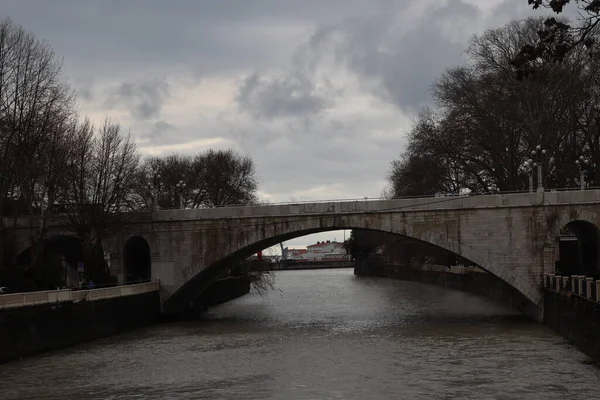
8;190;600;319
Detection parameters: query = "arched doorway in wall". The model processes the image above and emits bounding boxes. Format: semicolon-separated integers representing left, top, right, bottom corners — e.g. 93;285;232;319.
556;220;600;277
123;236;151;284
14;236;83;290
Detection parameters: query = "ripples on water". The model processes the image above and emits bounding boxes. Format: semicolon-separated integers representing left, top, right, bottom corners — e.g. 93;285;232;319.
1;269;599;400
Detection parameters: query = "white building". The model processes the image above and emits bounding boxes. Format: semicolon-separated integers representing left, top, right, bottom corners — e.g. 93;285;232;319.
305;240;347;262
286;248;308;260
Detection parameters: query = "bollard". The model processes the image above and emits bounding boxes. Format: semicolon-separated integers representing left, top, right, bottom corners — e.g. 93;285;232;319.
563;276;570;292
555;275;562;291
578;276;585;296
596;281;600;302
586;278;594;300
571;275;578;293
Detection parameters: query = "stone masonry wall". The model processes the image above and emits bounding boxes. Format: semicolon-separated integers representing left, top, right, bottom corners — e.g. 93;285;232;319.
194;276;250;308
544;291;600;361
355;260;539;318
0;291;161;364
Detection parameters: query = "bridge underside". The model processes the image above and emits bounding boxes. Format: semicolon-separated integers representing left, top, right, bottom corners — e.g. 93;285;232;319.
160;223;547;319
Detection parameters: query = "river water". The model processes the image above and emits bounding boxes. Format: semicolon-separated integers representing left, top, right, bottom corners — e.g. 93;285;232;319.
1;268;599;400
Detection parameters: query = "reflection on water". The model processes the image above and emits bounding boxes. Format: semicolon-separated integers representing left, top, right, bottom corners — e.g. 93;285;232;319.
1;269;599;399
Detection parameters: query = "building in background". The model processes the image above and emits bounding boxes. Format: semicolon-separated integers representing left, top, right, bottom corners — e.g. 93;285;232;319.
306;240;348;262
249;240;350;263
286;248;308;260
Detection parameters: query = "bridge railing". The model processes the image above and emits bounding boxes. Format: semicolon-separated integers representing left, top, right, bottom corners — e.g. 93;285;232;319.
155;196;425;211
0;281;160;310
4;186;600;219
544;273;600;302
151;185;600;211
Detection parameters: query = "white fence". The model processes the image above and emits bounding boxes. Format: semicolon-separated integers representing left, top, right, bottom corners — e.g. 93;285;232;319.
0;281;160;310
544;273;600;302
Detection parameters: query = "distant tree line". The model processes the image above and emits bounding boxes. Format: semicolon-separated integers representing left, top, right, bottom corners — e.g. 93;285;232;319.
355;16;600;266
135;150;258;210
0;19;259;291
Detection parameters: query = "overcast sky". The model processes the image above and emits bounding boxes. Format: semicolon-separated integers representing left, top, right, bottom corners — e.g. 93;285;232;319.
3;0;546;248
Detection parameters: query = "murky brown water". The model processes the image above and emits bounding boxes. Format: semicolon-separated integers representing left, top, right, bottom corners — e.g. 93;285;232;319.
1;268;599;399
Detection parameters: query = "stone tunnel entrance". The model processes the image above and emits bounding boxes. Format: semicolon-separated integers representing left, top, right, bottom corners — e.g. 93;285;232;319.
124;236;151;284
556;221;600;278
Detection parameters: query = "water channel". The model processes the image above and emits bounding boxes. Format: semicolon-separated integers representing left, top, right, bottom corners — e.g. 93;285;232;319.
1;268;599;399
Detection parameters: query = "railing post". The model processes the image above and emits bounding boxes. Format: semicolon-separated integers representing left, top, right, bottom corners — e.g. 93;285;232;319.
555;275;562;291
562;276;569;292
586;278;594;300
578;276;585;296
537;163;543;192
596;280;600;302
571;275;578;293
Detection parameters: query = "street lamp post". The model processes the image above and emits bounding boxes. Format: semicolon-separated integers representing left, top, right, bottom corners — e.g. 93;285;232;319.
531;145;553;192
148;168;161;210
523;158;534;193
575;155;589;191
176;180;186;209
103;250;111;274
62;255;69;287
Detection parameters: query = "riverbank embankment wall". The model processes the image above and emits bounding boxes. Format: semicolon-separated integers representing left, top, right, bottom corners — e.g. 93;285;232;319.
354;260;538;317
0;283;161;364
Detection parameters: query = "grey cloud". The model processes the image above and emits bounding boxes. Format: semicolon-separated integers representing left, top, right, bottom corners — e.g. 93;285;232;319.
105;78;170;119
253;132;402;199
2;0;392;83
140;120;178;142
286;0;545;113
1;0;553;203
236;71;333;119
76;82;94;103
231;2;474;119
296;2;478;112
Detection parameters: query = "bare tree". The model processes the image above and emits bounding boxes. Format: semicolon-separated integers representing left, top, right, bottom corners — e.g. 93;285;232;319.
134;154;193;210
60;119;140;281
0;18;75;271
376;17;600;269
135;149;259;210
193;149;258;207
393;18;594;194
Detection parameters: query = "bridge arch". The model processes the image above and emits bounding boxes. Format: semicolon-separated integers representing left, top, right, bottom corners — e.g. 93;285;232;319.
123;236;152;283
555;219;600;277
163;216;535;316
547;209;600;277
13;235;82;290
